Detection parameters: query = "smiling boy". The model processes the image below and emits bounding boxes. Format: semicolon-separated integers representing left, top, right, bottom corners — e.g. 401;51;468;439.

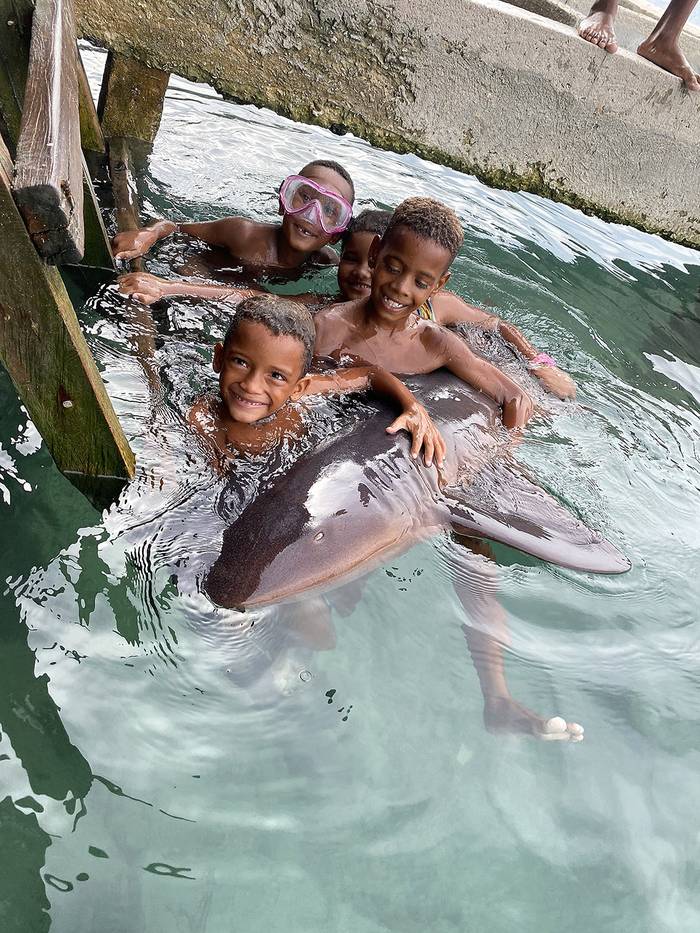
332;210;576;399
313;198;535;429
113;160;355;283
188;295;445;466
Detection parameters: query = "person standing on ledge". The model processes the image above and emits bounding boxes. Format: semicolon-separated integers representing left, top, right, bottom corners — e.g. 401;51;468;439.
578;0;699;91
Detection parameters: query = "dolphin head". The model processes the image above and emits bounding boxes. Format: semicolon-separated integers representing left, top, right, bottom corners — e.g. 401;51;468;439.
205;455;422;609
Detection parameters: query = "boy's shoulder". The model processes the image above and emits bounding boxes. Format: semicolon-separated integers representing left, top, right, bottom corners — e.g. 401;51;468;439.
315;298;361;325
187;393;220;432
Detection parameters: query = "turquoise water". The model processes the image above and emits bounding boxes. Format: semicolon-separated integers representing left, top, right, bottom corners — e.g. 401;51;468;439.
2;49;700;933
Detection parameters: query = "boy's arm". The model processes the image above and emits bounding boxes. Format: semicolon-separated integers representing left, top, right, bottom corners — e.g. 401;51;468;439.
432;291;500;330
431;327;534;429
302;366;446;468
112;216;247;261
432;292;575;400
117;271;262;306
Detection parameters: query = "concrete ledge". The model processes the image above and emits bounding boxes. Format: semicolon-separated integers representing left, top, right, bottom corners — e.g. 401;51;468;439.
76;0;700;246
497;0;700;70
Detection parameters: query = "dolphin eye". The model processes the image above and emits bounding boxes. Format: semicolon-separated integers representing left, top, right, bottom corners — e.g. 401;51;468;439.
314;531;324;541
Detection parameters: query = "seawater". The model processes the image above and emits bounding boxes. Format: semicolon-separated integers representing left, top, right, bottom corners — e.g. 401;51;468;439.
1;47;699;933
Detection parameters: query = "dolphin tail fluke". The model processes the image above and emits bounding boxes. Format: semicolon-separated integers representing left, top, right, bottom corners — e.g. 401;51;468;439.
443;460;631;575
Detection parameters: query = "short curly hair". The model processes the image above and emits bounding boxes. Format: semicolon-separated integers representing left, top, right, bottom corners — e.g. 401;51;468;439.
301;159;355;202
341;208;392;246
384;197;463;267
223;295;315;375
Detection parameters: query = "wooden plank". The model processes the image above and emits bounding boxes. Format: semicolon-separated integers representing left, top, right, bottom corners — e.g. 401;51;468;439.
12;0;84;264
108;135;143;271
0;0;33;155
76;43;105;153
0;136;134;481
0;5;113;267
97;51;169;143
82;154;115;269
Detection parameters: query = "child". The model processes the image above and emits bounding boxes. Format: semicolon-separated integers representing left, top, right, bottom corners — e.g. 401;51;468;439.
188;295;445;468
113;159;355;281
313;197;535;429
317;209;575;399
121;207;574;400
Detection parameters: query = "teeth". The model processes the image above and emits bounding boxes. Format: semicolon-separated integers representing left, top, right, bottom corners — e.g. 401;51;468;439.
233;393;264;407
383;296;404;310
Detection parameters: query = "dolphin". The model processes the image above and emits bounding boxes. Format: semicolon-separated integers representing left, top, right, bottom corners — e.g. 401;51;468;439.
205;371;630;610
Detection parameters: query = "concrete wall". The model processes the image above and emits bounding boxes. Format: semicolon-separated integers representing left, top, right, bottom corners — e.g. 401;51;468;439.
76;0;700;247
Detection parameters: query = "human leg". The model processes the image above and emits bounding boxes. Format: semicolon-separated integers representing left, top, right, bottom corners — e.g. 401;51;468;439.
449;535;583;740
637;0;700;91
578;0;620;53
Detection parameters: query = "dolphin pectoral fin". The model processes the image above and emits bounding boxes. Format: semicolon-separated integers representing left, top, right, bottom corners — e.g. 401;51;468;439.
442;462;631;575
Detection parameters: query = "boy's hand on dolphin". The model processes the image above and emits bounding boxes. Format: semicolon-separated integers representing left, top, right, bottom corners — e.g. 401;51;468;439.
532;365;576;400
386;403;446;469
502;390;534;429
112;228;160;261
117;272;171;305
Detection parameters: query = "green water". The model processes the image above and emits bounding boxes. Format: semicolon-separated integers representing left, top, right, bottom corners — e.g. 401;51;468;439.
1;50;700;933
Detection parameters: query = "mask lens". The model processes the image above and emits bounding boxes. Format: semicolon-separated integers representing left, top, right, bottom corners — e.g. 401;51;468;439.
281;176;352;234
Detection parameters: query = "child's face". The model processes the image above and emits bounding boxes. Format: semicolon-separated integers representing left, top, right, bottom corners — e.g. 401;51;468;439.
214;320;308;424
368;227;451;322
337;230;375;300
280;165;354;255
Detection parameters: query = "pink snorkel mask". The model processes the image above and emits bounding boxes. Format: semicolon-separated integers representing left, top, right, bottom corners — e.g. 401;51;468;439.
279;174;353;236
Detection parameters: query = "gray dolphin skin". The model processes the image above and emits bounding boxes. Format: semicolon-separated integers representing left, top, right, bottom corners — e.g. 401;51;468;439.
205;372;631;609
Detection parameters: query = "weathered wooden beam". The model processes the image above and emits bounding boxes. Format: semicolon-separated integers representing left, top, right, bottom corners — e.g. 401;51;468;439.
105;135;162;396
1;3;114;269
76;43;105;153
82;156;115;268
0;136;134;481
108;135;143;271
12;0;84;263
97;51;169;143
0;0;33;155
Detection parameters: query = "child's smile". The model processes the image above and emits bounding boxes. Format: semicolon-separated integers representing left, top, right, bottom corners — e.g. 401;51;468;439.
368;227;451;323
337;230;375;300
214;320;307;425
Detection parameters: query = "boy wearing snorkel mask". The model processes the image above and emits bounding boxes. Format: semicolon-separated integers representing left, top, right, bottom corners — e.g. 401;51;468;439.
114;160;355;297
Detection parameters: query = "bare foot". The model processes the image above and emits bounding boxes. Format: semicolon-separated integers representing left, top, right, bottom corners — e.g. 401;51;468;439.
637;37;700;91
484;696;584;742
578;12;619;53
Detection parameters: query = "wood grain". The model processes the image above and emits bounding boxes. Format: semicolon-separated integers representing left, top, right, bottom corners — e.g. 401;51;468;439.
13;0;84;263
0;134;134;480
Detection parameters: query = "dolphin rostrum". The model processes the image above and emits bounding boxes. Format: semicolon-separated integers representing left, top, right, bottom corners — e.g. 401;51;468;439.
205;371;630;609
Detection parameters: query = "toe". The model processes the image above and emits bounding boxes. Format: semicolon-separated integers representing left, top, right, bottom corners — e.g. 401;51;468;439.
540;716;584;742
540;716;568;740
607;40;619;53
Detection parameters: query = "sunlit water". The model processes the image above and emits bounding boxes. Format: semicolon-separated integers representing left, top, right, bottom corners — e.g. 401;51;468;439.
1;47;700;933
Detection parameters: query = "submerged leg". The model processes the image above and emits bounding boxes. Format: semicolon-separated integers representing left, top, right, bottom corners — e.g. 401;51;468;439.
578;0;620;53
448;535;584;741
637;0;700;91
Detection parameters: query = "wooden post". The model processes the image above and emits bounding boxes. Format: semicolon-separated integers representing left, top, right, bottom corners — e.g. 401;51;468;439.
82;159;115;269
1;0;114;270
11;0;84;263
0;136;134;481
0;0;33;154
97;52;169;143
76;45;105;154
108;136;144;271
107;136;162;396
